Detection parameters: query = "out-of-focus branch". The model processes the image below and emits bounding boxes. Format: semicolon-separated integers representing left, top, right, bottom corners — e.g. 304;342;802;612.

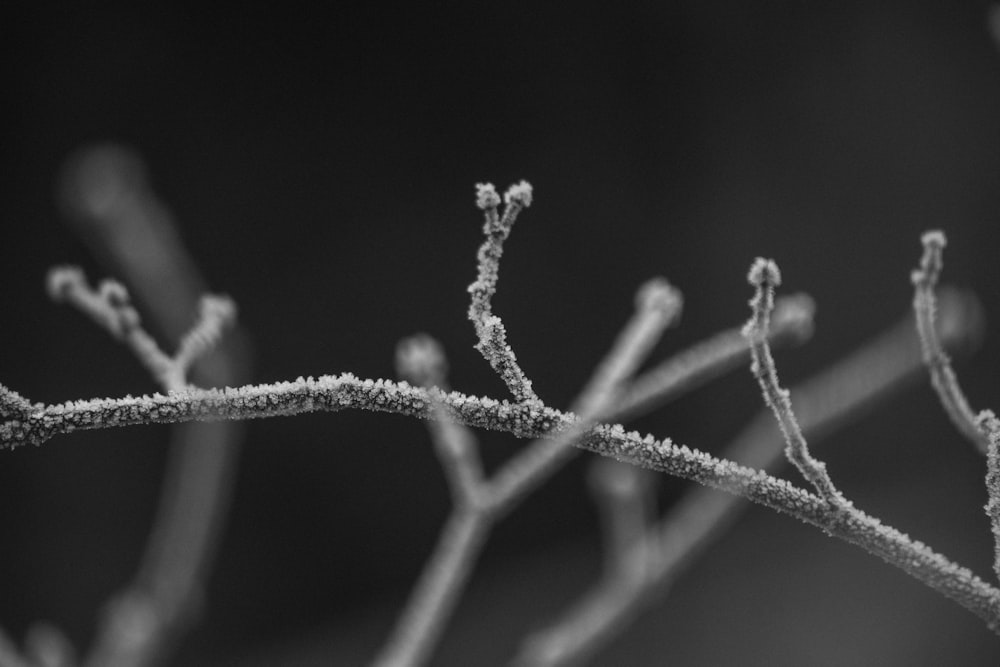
56;145;251;667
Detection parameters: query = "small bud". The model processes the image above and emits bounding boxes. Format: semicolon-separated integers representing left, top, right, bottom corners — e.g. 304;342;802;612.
921;230;947;250
772;293;816;342
503;180;533;208
200;295;238;327
475;183;500;210
976;410;1000;439
396;334;448;387
98;280;131;307
46;266;86;302
748;258;781;288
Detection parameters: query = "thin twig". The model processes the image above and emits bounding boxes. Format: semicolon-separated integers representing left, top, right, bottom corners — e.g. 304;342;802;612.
911;230;989;453
744;258;847;509
373;507;491;667
396;334;485;503
979;412;1000;584
373;337;492;667
911;231;1000;582
588;459;655;585
468;182;539;405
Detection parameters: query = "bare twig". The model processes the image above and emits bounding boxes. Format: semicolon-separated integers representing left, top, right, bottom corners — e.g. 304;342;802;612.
744;258;848;509
588;459;656;585
979;412;1000;584
468;182;540;405
912;230;990;453
0;384;37;422
396;335;484;504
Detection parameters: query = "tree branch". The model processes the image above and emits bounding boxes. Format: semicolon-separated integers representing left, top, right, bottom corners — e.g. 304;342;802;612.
3;370;998;631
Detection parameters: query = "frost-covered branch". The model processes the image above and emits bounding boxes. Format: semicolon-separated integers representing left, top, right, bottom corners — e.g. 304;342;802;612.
744;258;848;510
912;230;990;453
0;383;37;422
911;230;1000;585
468;181;540;405
979;411;1000;584
2;371;998;630
47;267;236;393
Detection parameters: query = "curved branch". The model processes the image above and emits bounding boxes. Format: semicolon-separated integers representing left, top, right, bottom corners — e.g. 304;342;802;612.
3;372;999;632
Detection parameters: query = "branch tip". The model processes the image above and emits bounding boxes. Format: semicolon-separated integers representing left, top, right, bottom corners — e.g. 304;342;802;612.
199;294;236;323
748;257;781;288
772;293;816;342
396;334;448;388
635;277;683;321
911;231;989;453
475;182;500;210
98;279;130;307
922;229;947;250
468;180;539;404
912;229;946;287
744;258;846;508
45;265;85;302
503;180;533;208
